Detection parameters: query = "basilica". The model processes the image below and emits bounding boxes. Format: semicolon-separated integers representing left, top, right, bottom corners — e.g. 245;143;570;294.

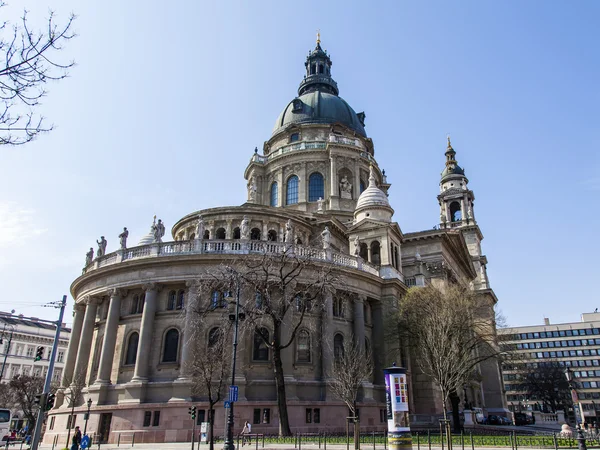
45;38;506;444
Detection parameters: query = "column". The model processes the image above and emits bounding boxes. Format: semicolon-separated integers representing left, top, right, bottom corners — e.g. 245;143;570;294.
72;297;99;384
61;304;85;386
178;280;200;380
353;295;366;353
277;169;284;207
95;289;125;384
353;160;361;200
298;163;307;204
460;198;466;223
226;220;233;239
132;283;159;382
321;292;334;379
371;301;385;385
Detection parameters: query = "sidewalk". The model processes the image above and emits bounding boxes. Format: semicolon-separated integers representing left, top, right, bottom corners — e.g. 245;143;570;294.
35;444;536;450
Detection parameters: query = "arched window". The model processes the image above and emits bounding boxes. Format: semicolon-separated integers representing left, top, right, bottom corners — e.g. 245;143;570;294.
334;334;344;361
208;327;222;348
211;291;221;309
267;230;277;242
310;64;316;75
394;247;399;270
296;238;302;245
359;243;368;260
297;330;311;363
253;328;269;361
233;227;240;239
125;332;139;366
360;179;366;193
390;244;396;269
167;290;176;311
270;182;278;207
131;293;145;315
370;241;381;266
189;233;195;240
318;64;324;74
216;228;226;239
250;228;261;240
286;176;299;205
308;172;324;202
162;329;179;363
203;230;210;239
255;291;263;309
450;202;462;222
176;290;185;310
333;298;344;318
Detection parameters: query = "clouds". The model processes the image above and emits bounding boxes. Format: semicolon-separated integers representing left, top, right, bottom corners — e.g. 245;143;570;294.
0;201;47;247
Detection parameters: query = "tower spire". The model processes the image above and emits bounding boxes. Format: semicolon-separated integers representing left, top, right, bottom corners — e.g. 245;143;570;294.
316;30;321;45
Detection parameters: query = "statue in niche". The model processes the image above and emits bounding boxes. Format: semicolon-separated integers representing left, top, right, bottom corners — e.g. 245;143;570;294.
321;226;331;250
284;220;294;244
119;227;129;250
196;215;205;239
317;197;324;212
96;236;107;257
247;177;257;202
153;219;165;243
240;216;250;240
85;247;94;266
339;175;352;199
353;235;360;256
467;204;473;219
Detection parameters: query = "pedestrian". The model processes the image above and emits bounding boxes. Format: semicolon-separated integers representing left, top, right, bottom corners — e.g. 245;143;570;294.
241;420;251;446
71;426;82;450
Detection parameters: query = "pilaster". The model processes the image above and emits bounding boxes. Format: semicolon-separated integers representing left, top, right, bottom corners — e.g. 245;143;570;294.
61;303;85;387
72;296;100;386
95;288;126;386
131;283;159;382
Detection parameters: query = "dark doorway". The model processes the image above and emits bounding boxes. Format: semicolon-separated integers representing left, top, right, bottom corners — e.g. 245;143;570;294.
98;413;112;444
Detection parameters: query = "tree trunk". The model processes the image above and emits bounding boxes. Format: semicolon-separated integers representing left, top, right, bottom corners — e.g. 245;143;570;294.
65;403;75;448
209;406;215;450
450;390;461;432
273;346;291;436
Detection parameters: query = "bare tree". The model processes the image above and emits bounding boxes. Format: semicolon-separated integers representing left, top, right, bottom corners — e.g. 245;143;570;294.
61;371;86;449
206;250;338;436
0;2;76;145
8;374;44;432
394;283;501;437
326;337;373;449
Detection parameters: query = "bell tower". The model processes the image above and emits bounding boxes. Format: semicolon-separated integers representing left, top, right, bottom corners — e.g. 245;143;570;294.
437;137;476;228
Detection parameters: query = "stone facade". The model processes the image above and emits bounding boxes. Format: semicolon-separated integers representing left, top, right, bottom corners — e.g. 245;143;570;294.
44;39;505;444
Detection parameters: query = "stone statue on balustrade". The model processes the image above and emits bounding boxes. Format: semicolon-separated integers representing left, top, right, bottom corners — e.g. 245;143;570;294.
339;176;352;199
153;219;165;243
96;236;107;257
321;227;331;250
247;177;257;202
353;236;361;257
119;227;129;250
85;247;94;266
196;215;205;239
284;220;294;245
240;216;250;240
317;197;324;212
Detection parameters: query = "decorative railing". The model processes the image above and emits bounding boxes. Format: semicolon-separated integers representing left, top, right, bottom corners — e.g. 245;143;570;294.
267;141;327;161
83;239;390;279
328;134;364;148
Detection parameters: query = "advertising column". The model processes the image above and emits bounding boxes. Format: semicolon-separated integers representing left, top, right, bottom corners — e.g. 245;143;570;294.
384;365;412;450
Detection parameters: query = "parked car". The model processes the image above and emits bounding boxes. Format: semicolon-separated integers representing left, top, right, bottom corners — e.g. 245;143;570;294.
487;415;501;425
499;416;512;425
514;412;533;426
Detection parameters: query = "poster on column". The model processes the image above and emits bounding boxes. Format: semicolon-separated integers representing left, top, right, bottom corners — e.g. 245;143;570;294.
384;366;412;450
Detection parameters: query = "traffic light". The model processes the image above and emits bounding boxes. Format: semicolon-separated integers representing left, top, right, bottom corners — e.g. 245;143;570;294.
188;406;196;420
34;346;44;362
45;393;56;411
34;393;46;410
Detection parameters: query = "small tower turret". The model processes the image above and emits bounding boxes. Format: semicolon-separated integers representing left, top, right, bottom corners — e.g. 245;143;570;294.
298;33;339;96
437;137;475;228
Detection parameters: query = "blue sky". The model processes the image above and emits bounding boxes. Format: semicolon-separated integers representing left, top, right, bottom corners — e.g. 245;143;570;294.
0;0;598;328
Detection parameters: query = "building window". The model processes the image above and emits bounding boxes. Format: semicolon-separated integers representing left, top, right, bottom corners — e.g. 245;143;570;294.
57;351;64;363
167;290;176;310
66;415;77;429
267;230;277;242
262;409;270;424
49;416;55;430
308;172;324;202
162;329;179;363
253;409;261;424
360;179;366;193
270;182;278;207
152;411;161;427
253;328;269;361
306;408;320;424
125;332;139;366
333;298;344;317
26;346;33;358
370;241;381;265
208;328;222;348
131;293;145;314
177;290;185;310
211;291;226;309
334;334;344;361
297;330;311;363
255;292;263;309
290;132;300;141
216;228;226;239
203;230;210;239
380;409;387;423
143;411;152;427
306;408;312;423
286;176;299;205
251;228;261;240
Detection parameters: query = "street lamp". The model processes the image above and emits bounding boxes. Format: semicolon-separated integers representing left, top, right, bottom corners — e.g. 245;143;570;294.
223;277;244;450
565;367;587;450
83;399;92;436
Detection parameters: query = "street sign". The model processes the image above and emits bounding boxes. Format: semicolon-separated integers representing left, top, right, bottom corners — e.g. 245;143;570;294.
224;401;231;409
229;385;239;402
80;435;90;449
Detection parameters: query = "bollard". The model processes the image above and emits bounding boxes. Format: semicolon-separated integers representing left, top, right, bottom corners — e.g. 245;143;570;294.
255;434;259;450
324;433;327;450
514;430;518;450
132;432;135;447
263;433;265;449
470;432;474;450
118;433;121;447
553;433;558;450
416;432;420;450
460;431;464;450
373;431;376;450
428;430;431;450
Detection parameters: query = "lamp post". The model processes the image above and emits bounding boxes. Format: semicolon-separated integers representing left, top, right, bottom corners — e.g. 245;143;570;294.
0;324;14;381
565;367;587;450
223;276;244;450
83;399;92;436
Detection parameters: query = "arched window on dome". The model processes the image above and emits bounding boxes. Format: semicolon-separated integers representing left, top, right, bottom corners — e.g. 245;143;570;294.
359;243;368;260
203;230;210;239
251;228;261;240
318;64;324;74
253;328;270;361
370;241;381;266
334;334;344;362
233;227;240;239
267;230;277;242
296;330;311;363
125;332;139;366
167;290;176;311
310;64;316;75
162;329;179;363
270;182;278;207
189;233;195;240
216;228;226;239
308;172;324;202
286;176;299;205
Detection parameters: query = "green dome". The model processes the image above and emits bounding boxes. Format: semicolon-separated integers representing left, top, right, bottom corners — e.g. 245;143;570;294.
272;91;366;137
